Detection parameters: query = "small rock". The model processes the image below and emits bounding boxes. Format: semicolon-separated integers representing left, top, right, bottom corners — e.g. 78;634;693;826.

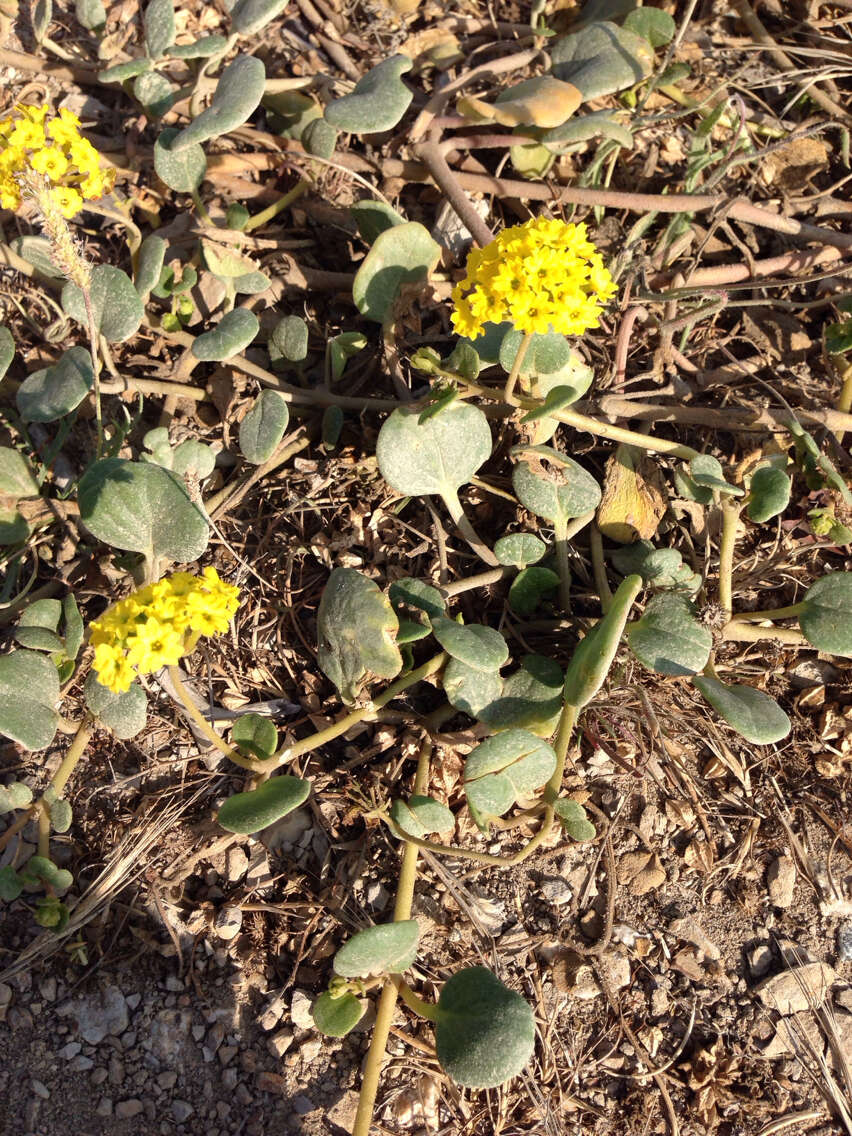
245;846;274;893
214;906;243;941
165;975;184;993
158;1071;178;1090
96;1098;113;1118
60;986;128;1045
365;880;389;911
125;993;142;1011
837;989;852;1014
837;922;852;963
108;1056;125;1085
257;1071;287;1094
260;807;312;852
541;878;572;906
218;1045;238;1066
225;846;249;882
70;1055;94;1072
299;1038;322;1063
669;916;721;962
39;977;57;1003
650;988;669;1017
90;1068;108;1086
748;943;773;978
258;990;287;1031
767;855;797;908
115;1098;144;1119
57;1042;81;1060
757;963;836;1014
268;1029;294;1058
172;1100;194;1123
327;1090;359;1130
292;1095;315;1115
763;1011;825;1058
290;991;314;1030
31;1080;49;1100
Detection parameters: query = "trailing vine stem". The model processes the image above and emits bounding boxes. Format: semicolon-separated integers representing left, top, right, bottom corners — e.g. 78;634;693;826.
166;666;266;773
352;736;433;1136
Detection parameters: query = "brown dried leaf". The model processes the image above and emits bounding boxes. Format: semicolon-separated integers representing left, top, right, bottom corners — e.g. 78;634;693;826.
684;837;715;875
618;850;666;895
459;76;582;129
597;444;667;543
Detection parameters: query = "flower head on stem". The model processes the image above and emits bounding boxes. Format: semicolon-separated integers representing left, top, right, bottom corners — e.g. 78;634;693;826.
451;216;617;340
90;568;240;694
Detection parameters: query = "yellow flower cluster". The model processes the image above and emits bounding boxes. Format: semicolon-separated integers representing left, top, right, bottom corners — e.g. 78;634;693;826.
0;105;115;219
90;568;240;694
451;217;618;339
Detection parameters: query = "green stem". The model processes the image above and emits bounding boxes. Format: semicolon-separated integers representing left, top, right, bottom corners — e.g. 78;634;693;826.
37;800;50;859
352;737;433;1136
277;653;447;766
48;715;94;797
552;514;572;612
556;405;698;459
81;287;103;458
503;330;534;406
720;621;809;646
243;180;309;233
393;977;439;1021
729;602;806;622
167;666;266;773
718;499;741;619
190;187;214;227
441;487;499;566
589;525;613;614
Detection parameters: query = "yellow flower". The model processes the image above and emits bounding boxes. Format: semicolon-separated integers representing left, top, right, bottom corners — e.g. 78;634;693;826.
51;186;83;219
9;120;45;150
451;216;618;340
90;569;241;694
30;145;69;180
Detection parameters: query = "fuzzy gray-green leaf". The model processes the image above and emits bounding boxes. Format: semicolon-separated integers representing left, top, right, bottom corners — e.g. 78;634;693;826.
317;568;401;704
230;0;289;34
563;575;641;708
333;920;419;978
16;347;93;423
169;55;265;151
628;594;712;676
430;617;508;673
512;445;601;523
353;222;440;325
324;54;414;134
693;675;790;744
135;235;167;299
239;389;289;464
144;0;175;58
376;401;492;497
84;672;148;740
62;266;144;343
798;573;852;656
747;465;791;523
551;20;654;100
0;325;14;380
193;309;259;361
311;991;364;1037
0;650;59;751
464;730;556;818
390;795;455;838
436;967;535;1089
154;127;207;192
217;776;311;834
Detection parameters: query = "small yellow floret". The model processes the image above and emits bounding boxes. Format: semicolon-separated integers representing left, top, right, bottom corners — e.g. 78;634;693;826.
451;216;618;340
90;569;241;694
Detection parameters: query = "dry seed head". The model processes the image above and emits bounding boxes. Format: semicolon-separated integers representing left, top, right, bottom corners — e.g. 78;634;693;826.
17;169;92;292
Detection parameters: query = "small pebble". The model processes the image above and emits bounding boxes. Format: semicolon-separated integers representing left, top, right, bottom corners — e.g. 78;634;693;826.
115;1099;144;1119
268;1029;294;1058
215;905;243;941
172;1100;194;1123
96;1098;113;1118
31;1080;50;1100
293;1095;315;1115
290;991;314;1030
838;922;852;963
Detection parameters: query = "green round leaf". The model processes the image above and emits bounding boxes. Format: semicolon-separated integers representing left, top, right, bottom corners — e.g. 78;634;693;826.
0;780;33;813
0;866;23;901
799;573;852;656
154;127;207;192
443;658;503;720
512;446;601;523
317;568;401;704
430;617;508;673
350;200;406;244
0;325;14;380
311;990;365;1037
465;729;557;818
62;266;144;343
508;566;560;616
389;578;445;621
353;222;440;325
479;654;564;735
747;466;791;523
98;58;152;83
135;235;167;299
390;795;455;838
322;405;344;449
627;594;712;676
169;54;265;152
172;440;215;480
693;675;791;744
563;575;642;708
324;55;414;134
436;967;535;1089
230;0;289;34
302;117;337;159
333;920;420;978
551;20;654;100
554;798;596;841
14;626;64;653
217;776;311;834
328;332;367;381
611;541;701;594
0;447;39;497
49;798;72;833
269;315;308;365
144;0;175;58
689;454;743;497
377;402;492;497
9;236;64;279
239;389;290;464
494;533;547;568
76;0;105;29
84;671;148;740
500;329;571;377
16;347;93;423
231;713;278;760
541;109;634;151
193;309;259;362
78;458;209;563
21;854;72;891
623;6;676;47
133;71;176;117
0;650;59;750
